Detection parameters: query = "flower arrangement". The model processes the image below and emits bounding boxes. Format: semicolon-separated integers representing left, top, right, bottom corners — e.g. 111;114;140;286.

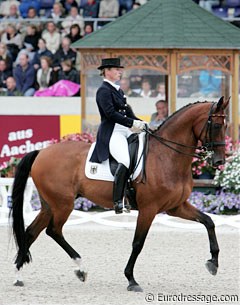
189;191;240;214
192;136;234;178
214;149;240;194
0;157;21;177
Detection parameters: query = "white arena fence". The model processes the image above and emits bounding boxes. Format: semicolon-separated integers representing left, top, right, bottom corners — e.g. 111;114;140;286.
0;178;240;229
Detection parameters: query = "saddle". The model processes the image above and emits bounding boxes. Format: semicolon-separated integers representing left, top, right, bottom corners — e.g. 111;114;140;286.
85;132;149;210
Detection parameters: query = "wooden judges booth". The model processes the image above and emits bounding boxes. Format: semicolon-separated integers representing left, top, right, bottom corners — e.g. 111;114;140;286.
73;0;240;140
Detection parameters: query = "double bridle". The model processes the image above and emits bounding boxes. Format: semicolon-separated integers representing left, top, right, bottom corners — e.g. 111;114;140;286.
145;102;226;160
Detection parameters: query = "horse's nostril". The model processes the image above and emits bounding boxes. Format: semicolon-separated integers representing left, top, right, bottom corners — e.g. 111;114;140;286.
214;160;225;166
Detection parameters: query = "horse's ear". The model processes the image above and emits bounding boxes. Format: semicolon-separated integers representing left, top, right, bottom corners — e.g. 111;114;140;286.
216;96;224;111
223;96;230;110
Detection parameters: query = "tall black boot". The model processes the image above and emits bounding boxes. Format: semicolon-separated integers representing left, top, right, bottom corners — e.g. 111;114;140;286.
113;163;129;214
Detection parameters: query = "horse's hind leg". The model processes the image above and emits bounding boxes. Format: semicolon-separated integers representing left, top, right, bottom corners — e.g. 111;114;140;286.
45;200;87;282
14;199;52;286
167;201;219;275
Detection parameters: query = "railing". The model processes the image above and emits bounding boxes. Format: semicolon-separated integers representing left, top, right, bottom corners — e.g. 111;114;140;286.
0;178;239;229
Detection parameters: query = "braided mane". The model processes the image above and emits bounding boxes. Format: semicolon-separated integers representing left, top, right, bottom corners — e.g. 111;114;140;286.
154;100;212;132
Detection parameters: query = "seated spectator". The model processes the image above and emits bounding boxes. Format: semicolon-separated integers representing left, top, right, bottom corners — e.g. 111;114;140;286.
0;4;21;37
19;0;40;18
120;77;140;97
0;59;13;91
139;79;157;98
155;82;166;100
98;0;119;18
82;0;99;18
61;6;85;36
119;0;133;15
13;53;36;96
198;69;222;97
57;59;80;84
53;37;77;71
66;24;83;44
39;0;55;18
0;42;13;72
1;24;22;61
36;56;55;90
4;76;22;96
0;0;20;18
60;0;79;14
50;2;65;25
42;21;61;54
149;100;168;130
31;38;53;70
16;24;40;64
83;23;93;36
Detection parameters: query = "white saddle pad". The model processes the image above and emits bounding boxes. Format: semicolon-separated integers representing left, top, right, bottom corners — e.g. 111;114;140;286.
85;132;145;182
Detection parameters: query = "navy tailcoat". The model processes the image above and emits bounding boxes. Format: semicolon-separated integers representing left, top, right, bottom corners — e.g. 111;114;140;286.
90;81;139;163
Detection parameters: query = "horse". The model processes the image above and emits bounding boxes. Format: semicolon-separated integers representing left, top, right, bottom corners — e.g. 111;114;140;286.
10;97;229;292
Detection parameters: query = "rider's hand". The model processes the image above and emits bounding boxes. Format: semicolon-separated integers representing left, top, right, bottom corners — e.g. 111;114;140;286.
130;120;147;133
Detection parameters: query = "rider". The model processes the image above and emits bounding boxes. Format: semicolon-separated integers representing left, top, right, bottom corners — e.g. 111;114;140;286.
90;57;146;214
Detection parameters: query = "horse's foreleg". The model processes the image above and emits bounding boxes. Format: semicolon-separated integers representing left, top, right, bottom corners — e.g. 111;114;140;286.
167;201;219;275
46;204;87;282
124;209;156;292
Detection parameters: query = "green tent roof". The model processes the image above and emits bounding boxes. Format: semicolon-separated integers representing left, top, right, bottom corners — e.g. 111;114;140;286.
72;0;240;50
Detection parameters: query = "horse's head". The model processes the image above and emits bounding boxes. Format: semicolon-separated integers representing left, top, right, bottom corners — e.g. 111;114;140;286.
195;96;230;167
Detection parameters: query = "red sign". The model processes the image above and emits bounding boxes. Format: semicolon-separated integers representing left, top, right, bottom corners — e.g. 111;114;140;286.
0;115;60;163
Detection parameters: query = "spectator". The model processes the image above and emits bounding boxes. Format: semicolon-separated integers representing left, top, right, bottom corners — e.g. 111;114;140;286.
119;0;133;15
139;78;156;98
66;24;83;44
149;100;168;130
82;0;99;18
83;23;93;35
39;0;55;18
16;24;40;64
42;21;61;54
4;76;22;96
61;6;85;36
0;59;13;91
32;38;53;70
0;0;20;18
13;53;36;96
120;77;140;97
53;37;77;71
19;0;40;18
50;2;65;25
0;42;13;72
155;82;166;100
1;24;22;61
60;0;79;14
98;0;119;18
57;59;80;85
36;56;55;90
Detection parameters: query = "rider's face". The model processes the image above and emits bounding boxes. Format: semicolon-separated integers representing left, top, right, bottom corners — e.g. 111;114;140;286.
105;67;123;83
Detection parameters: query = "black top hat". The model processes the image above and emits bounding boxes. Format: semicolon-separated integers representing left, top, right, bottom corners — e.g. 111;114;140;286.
97;58;124;70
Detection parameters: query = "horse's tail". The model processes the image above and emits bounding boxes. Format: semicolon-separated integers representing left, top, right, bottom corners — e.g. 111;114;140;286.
10;150;39;269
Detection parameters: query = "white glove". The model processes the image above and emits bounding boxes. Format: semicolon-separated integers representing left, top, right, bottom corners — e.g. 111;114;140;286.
130;120;147;133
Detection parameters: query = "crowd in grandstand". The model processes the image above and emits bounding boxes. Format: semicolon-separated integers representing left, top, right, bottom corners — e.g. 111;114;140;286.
0;0;233;97
0;0;149;96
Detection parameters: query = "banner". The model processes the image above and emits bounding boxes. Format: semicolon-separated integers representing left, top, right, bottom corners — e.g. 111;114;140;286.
0;116;60;163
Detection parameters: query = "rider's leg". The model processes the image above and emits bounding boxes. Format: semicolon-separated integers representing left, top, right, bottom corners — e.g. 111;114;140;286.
109;124;130;214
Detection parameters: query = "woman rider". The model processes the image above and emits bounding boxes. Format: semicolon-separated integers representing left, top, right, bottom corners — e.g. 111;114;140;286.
90;57;146;214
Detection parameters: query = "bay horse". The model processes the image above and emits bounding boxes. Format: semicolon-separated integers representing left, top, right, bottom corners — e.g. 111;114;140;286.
10;97;229;291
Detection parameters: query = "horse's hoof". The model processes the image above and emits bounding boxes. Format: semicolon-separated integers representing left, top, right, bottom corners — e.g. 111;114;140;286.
13;280;24;287
205;260;218;276
74;270;87;282
127;284;143;292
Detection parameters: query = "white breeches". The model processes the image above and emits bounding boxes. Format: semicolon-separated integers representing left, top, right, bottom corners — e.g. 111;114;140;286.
109;123;132;168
